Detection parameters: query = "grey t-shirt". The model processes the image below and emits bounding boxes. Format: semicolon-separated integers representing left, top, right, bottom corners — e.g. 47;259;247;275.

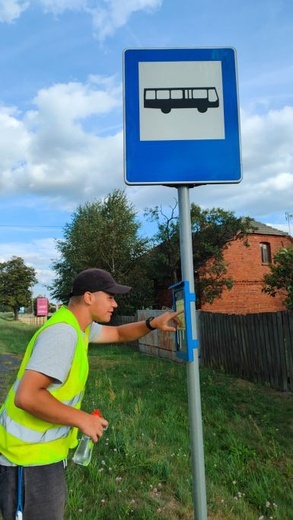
26;321;103;385
0;320;103;466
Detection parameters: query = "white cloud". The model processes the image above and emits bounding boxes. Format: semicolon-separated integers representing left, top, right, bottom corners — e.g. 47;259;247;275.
189;106;293;219
0;80;293;221
0;107;28;166
241;106;293;167
32;76;121;122
87;0;163;40
0;76;123;202
0;106;31;192
0;0;29;22
1;0;162;39
40;0;86;15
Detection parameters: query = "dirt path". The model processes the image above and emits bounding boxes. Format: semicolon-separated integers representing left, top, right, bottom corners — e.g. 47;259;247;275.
0;354;20;374
0;354;20;402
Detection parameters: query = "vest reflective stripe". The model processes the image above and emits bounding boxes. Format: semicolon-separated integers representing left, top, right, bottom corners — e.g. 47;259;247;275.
0;306;90;465
0;409;70;443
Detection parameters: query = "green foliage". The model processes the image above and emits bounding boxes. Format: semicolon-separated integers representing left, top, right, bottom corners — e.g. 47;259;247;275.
0;256;37;320
262;247;293;310
145;202;254;307
50;190;153;313
50;189;255;311
145;203;181;287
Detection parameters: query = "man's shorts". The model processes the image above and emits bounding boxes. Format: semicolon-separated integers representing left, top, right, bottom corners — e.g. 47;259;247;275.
0;461;66;520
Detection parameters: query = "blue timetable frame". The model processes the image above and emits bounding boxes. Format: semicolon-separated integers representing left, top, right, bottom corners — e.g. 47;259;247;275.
170;280;198;362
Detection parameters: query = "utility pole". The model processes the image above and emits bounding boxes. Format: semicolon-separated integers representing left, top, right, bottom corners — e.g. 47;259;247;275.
285;212;293;236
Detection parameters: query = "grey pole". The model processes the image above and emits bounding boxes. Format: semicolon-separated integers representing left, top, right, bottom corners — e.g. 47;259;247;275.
178;186;207;520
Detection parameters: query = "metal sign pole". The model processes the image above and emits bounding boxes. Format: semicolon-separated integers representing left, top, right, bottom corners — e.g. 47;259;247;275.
178;186;207;520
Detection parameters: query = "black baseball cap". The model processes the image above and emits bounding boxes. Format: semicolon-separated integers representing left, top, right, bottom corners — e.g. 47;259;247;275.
69;268;131;297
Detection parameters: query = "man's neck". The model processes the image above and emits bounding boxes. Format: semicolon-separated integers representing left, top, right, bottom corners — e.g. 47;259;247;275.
67;303;93;332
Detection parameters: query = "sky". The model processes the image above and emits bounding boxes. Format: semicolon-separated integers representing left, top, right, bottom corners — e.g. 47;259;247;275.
0;0;293;299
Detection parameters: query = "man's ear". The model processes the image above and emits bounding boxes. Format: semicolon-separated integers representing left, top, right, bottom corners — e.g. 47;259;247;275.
83;291;93;305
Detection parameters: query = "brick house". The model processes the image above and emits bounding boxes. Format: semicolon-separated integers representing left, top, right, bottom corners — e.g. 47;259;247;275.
201;221;293;314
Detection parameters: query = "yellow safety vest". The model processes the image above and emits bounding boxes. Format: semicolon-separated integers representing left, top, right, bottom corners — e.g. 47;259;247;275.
0;307;90;465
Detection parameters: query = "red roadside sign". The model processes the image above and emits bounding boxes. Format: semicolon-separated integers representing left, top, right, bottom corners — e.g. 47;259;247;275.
36;297;48;317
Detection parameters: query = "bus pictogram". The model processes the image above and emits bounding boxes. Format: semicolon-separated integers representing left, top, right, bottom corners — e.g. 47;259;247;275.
144;87;219;114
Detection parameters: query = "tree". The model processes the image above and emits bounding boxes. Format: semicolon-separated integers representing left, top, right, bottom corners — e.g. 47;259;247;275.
262;247;293;310
190;205;253;306
145;202;253;307
0;257;37;320
50;190;153;313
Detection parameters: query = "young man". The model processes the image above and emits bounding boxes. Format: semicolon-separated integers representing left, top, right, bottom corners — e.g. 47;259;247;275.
0;268;181;520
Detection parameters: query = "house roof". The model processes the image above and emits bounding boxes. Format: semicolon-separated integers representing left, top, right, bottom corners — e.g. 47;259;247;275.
250;220;289;236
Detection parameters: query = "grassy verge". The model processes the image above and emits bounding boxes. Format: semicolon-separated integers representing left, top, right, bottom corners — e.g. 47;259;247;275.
0;315;37;402
0;313;36;356
0;317;292;519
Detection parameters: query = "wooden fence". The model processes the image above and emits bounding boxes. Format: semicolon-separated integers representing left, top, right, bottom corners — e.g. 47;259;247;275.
198;311;293;392
111;311;293;392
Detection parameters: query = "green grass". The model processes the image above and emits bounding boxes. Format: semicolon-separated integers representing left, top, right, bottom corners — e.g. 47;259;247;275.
0;315;37;402
0;317;292;519
0;313;36;356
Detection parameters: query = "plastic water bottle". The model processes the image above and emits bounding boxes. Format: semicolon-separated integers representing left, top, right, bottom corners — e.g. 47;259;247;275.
72;409;103;466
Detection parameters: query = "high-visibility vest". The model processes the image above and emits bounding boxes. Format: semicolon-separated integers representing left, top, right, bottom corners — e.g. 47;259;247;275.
0;307;90;465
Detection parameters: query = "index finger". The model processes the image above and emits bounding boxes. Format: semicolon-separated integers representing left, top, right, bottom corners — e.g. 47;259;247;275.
172;309;184;317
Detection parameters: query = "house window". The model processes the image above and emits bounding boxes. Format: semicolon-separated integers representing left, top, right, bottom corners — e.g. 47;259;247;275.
260;242;271;264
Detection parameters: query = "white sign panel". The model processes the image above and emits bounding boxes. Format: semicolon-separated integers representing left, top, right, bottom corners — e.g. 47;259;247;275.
139;61;225;141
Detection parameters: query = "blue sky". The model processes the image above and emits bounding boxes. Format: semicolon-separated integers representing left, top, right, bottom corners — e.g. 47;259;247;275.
0;0;293;299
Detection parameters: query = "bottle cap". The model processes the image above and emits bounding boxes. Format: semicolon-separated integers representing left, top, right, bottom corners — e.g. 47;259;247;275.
92;409;108;430
92;409;102;417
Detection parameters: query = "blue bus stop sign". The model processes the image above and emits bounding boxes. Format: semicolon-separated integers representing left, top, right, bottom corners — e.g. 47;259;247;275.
123;48;242;185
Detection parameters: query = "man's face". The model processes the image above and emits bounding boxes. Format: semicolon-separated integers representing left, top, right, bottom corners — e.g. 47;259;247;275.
89;291;118;322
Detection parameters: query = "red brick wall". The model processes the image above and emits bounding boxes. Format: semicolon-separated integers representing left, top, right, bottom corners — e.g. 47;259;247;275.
201;234;292;314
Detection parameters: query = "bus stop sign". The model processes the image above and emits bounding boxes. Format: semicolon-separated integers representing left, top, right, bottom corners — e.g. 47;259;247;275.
123;47;242;185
